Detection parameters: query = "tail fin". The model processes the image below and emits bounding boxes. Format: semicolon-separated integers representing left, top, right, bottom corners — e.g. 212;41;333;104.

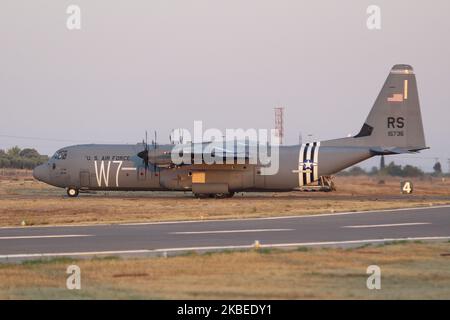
354;64;427;153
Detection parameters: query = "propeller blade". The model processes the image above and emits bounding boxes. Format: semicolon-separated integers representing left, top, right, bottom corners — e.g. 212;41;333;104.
137;131;151;177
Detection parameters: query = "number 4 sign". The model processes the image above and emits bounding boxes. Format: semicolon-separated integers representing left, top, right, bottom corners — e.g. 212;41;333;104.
401;181;413;194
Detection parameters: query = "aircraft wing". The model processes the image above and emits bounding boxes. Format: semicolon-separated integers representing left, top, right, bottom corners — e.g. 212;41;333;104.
149;141;257;166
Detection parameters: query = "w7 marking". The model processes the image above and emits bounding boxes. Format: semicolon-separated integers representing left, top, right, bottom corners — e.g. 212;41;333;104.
94;161;123;187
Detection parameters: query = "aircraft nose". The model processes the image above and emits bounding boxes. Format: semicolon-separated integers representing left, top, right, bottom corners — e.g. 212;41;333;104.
33;164;49;183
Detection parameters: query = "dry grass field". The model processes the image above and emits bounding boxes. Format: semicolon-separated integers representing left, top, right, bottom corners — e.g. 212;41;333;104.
0;169;449;227
1;241;449;299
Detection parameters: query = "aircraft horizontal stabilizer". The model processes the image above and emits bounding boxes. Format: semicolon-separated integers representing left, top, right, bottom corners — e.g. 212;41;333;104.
370;146;429;155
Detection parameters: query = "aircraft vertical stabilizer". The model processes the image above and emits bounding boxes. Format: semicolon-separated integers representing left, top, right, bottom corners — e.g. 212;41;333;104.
353;64;427;152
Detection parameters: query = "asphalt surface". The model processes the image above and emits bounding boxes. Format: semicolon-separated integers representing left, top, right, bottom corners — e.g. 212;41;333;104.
1;205;450;261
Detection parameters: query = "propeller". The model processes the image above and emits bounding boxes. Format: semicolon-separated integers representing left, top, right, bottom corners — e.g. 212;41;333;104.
137;130;163;175
137;131;149;176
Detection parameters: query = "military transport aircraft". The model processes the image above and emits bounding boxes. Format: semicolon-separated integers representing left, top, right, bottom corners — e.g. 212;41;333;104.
33;64;427;198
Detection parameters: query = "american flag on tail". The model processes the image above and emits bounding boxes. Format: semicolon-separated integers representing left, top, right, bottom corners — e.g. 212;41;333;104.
387;93;403;102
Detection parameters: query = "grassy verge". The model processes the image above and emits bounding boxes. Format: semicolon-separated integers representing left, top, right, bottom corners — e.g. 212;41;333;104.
1;242;450;299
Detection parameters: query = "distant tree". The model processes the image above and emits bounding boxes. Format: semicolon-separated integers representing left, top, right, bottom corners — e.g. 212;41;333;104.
0;158;10;167
7;146;21;157
339;166;367;176
347;166;367;176
0;147;48;169
382;161;403;176
433;161;442;176
402;165;424;177
369;166;379;176
381;161;424;177
19;148;40;158
0;149;5;156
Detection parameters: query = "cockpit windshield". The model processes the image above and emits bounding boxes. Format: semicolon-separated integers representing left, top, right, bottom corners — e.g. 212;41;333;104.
53;150;68;160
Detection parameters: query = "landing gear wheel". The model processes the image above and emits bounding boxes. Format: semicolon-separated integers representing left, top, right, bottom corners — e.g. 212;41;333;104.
214;192;235;199
67;187;79;197
194;193;210;199
194;192;235;199
214;193;228;199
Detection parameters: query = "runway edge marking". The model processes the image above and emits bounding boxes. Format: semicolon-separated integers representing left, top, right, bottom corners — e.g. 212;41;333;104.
170;228;294;235
116;204;450;225
342;222;431;229
0;234;93;240
0;204;449;230
1;236;450;260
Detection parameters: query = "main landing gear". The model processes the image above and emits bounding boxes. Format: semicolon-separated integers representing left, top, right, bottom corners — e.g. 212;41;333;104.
66;187;79;197
194;192;235;199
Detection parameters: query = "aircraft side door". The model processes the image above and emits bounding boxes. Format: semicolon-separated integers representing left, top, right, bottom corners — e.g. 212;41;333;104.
79;170;90;188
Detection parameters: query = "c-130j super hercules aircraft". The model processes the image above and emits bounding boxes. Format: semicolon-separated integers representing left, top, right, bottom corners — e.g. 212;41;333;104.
33;65;427;198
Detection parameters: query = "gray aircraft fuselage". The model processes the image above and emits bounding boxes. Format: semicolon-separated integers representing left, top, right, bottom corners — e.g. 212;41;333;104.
33;64;427;197
33;141;371;193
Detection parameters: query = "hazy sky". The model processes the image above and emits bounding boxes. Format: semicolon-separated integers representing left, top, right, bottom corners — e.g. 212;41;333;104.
1;1;449;171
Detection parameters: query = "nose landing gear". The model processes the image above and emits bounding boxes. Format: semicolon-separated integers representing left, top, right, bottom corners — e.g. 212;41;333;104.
67;187;79;197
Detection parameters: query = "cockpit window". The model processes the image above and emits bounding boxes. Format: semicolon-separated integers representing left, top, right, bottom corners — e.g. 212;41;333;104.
53;150;68;160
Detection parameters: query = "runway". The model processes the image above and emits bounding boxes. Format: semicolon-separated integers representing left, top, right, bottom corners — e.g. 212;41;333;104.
1;205;450;261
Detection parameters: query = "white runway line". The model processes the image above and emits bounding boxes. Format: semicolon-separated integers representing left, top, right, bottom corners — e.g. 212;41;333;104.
0;234;92;240
0;249;150;259
342;222;431;229
2;236;450;260
155;236;450;252
0;204;449;230
170;228;294;235
119;204;450;226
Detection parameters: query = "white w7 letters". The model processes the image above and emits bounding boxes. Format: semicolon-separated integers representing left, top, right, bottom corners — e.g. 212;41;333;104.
94;161;123;187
